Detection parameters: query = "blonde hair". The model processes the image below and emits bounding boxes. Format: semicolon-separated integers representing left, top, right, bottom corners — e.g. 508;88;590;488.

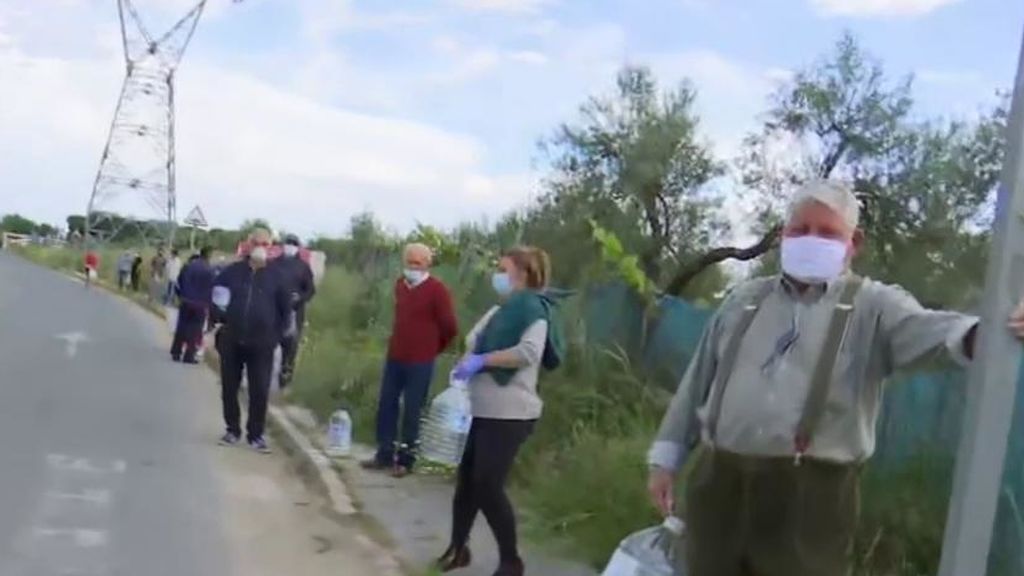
503;246;551;290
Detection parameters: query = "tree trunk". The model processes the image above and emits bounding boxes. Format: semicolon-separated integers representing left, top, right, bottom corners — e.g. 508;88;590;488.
664;225;781;296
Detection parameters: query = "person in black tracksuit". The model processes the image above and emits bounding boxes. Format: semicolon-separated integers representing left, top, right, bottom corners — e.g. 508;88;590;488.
210;230;290;453
272;234;316;388
171;247;215;364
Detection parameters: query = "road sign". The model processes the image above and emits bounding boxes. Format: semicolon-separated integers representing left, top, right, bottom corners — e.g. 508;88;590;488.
183;206;207;229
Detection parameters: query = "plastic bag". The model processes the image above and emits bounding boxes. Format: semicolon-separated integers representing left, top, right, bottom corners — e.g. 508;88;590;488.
602;517;687;576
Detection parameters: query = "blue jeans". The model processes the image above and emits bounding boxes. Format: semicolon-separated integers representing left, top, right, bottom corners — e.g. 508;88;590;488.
374;359;435;469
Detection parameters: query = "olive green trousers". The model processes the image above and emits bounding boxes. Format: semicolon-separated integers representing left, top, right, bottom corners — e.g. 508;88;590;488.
685;449;861;576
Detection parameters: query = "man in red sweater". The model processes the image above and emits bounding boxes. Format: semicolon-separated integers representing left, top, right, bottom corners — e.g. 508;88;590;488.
363;243;458;477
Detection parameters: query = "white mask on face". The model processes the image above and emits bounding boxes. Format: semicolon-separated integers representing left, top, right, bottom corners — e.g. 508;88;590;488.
780;235;849;284
250;246;268;264
283;244;299;258
403;269;428;285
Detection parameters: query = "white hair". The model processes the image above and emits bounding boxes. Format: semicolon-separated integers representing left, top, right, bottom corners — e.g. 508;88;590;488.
787;180;860;230
403;242;433;263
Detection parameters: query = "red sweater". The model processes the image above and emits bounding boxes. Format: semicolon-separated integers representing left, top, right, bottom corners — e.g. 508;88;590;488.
387;276;458;363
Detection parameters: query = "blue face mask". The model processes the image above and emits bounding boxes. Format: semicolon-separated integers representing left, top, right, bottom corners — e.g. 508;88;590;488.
491;272;513;296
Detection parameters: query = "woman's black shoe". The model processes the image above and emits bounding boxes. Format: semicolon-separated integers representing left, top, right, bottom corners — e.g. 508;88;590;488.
435;546;472;572
492;557;524;576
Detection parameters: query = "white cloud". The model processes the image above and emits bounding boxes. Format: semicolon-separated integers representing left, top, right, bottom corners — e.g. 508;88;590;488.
433;35;462;56
0;33;533;237
448;0;553;14
810;0;962;18
507;50;548;65
646;50;782;157
435;48;503;83
428;38;548;84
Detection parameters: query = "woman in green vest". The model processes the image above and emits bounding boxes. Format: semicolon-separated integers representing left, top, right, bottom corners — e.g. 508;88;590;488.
436;246;565;576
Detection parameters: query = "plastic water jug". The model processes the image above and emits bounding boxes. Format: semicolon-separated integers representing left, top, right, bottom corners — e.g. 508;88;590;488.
164;306;178;335
418;375;473;466
602;516;687;576
326;409;352;457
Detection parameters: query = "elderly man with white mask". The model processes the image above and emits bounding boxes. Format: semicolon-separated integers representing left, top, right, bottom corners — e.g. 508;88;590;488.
363;243;458;477
646;180;1024;576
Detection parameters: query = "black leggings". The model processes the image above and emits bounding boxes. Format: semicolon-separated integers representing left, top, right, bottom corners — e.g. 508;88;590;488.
450;418;535;563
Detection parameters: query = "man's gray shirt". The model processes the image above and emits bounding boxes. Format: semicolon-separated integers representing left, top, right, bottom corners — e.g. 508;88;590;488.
649;274;978;472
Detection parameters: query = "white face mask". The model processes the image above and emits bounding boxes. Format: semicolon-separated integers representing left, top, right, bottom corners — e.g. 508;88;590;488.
250;246;268;264
283;244;299;258
403;269;427;285
780;235;849;284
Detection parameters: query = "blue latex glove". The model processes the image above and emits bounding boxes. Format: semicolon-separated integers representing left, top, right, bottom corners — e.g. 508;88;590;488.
453;354;486;381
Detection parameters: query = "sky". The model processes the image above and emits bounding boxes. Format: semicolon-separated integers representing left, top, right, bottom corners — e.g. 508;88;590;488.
0;0;1022;239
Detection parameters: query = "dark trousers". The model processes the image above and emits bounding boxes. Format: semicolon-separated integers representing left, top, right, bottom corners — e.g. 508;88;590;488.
373;359;434;468
450;418;535;563
685;449;860;576
171;305;206;362
278;309;304;387
218;339;273;441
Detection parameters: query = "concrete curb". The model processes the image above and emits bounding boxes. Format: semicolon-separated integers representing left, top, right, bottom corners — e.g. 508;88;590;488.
267;404;356;515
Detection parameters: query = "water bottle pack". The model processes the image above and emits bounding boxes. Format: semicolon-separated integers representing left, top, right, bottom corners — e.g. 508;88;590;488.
602;516;687;576
418;374;473;467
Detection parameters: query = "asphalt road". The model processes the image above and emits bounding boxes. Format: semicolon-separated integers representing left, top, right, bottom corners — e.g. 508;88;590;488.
0;252;382;576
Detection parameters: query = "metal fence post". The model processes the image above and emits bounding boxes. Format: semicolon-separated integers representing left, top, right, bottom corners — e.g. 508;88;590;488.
938;25;1024;576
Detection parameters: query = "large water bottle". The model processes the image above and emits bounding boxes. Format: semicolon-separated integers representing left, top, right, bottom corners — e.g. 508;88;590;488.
418;374;473;466
601;516;687;576
326;409;352;457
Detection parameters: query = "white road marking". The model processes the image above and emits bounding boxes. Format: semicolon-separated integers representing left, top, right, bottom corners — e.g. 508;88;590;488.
6;454;129;575
47;489;112;506
54;331;90;358
47;454;127;474
34;528;109;548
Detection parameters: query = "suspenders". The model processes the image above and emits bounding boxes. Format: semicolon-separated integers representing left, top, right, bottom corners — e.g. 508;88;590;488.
705;276;864;464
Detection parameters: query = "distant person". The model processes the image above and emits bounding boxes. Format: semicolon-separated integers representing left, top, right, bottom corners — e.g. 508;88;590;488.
210;228;290;453
117;251;133;290
272;234;316;389
150;247;167;302
362;243;457;478
164;248;182;305
83;249;100;288
171;246;215;364
130;253;143;292
436;246;564;576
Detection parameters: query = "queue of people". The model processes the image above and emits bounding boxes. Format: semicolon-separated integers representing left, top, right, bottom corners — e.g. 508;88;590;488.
90;178;1024;576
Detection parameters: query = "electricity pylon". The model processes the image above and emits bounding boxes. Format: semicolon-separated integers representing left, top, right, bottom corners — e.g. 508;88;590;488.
85;0;214;246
